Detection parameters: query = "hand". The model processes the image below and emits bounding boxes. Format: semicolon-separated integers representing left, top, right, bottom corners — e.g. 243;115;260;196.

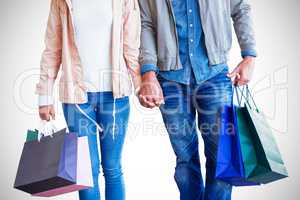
227;56;255;86
139;71;164;109
39;105;55;121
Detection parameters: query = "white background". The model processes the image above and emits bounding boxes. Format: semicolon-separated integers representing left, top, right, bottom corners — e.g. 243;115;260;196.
1;0;300;199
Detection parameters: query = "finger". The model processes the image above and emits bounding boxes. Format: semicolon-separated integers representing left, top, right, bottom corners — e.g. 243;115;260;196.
39;113;43;120
145;96;158;108
45;115;51;121
237;80;249;86
154;101;161;107
148;104;156;109
160;95;165;105
139;96;149;108
227;69;238;78
161;99;165;104
141;95;155;108
236;77;248;86
141;100;152;108
155;98;165;106
50;108;55;120
227;71;236;78
233;77;239;86
145;96;156;108
153;96;163;106
140;94;159;108
239;77;250;83
140;100;148;108
237;75;250;85
156;93;165;105
154;101;162;106
40;113;50;121
145;95;154;102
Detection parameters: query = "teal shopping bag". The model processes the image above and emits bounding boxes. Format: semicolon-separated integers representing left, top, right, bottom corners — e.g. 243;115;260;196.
236;86;288;184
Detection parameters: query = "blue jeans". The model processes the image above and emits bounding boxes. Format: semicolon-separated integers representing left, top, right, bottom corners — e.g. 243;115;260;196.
158;69;233;200
63;92;130;200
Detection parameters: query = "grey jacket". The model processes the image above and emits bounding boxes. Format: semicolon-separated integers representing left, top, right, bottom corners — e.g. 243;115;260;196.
138;0;257;71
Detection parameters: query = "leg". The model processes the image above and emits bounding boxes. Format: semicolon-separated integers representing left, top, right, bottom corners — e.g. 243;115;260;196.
193;69;233;200
158;76;204;200
96;92;130;200
62;101;101;200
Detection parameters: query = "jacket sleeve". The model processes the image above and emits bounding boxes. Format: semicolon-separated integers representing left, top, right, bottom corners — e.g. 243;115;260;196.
231;0;257;56
138;0;158;67
36;0;62;97
123;0;142;92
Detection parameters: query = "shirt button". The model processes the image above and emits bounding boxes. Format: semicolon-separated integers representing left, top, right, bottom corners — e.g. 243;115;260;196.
189;9;192;13
189;24;193;28
190;39;194;43
190;53;193;57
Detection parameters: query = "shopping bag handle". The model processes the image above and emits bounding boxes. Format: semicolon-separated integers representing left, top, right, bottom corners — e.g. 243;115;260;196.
234;85;259;112
234;86;249;107
38;120;58;141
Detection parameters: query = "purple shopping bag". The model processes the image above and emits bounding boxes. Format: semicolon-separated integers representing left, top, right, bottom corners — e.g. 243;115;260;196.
33;136;94;197
14;129;78;194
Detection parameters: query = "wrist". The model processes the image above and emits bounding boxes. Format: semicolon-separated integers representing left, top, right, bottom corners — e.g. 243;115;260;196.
141;64;159;76
243;56;255;61
39;105;53;108
38;95;54;106
142;71;157;81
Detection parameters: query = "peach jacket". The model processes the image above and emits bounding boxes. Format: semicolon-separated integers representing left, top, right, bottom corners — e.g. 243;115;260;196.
36;0;141;104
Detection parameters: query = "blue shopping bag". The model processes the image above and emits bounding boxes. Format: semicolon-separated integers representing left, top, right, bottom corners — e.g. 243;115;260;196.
215;105;258;186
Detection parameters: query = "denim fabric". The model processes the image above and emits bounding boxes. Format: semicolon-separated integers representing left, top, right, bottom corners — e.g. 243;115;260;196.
158;69;233;200
159;0;226;85
63;92;129;200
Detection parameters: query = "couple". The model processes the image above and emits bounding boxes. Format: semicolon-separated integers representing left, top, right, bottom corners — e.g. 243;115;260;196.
36;0;256;200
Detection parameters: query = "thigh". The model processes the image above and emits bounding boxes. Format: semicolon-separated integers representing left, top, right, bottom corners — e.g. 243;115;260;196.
195;70;233;166
63;103;97;136
158;76;198;162
97;94;130;168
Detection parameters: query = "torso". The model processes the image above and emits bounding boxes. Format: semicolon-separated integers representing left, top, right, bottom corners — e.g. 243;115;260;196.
72;0;113;92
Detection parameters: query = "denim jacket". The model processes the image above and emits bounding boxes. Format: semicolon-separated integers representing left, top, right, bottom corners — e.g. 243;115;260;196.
138;0;257;71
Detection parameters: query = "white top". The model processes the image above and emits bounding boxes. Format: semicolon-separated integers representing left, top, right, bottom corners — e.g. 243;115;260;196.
39;0;113;105
72;0;113;92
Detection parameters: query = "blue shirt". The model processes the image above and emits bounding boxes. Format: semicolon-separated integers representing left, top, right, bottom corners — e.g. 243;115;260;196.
141;0;256;85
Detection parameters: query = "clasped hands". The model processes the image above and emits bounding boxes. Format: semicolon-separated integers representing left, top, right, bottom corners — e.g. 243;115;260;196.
138;71;164;109
138;57;255;109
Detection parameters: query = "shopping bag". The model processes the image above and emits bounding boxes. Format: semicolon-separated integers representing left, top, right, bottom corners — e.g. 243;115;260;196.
236;86;288;184
33;136;94;197
235;106;261;180
26;129;39;142
215;105;258;186
14;128;78;194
